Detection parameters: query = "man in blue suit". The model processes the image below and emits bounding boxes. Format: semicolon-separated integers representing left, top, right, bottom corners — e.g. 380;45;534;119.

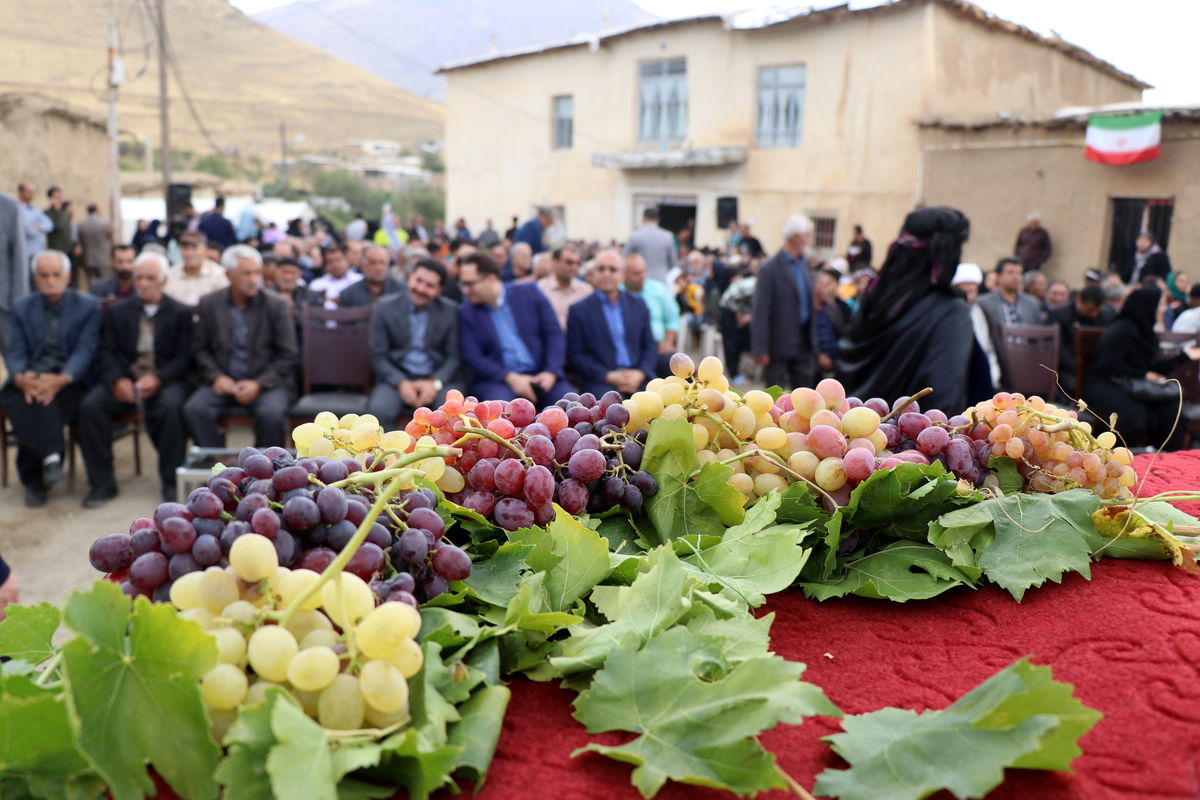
566;249;657;398
457;252;571;405
0;250;100;506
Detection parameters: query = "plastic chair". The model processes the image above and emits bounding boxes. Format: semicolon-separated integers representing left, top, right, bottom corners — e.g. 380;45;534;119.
999;323;1059;399
287;306;374;432
1073;324;1105;392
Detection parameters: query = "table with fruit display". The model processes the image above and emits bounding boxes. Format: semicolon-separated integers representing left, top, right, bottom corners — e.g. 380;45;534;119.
3;354;1198;800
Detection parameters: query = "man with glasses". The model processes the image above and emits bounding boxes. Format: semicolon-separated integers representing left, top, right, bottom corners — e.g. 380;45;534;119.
537;244;592;330
457;252;571;405
566;249;657;398
164;230;228;306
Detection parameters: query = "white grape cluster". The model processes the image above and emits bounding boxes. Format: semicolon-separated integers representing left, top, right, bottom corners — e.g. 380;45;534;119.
170;533;423;735
292;412;457;492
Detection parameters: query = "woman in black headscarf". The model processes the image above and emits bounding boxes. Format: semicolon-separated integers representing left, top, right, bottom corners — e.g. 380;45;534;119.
837;207;974;412
1083;287;1197;449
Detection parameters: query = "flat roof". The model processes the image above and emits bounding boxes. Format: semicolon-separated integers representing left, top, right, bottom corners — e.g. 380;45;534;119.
919;101;1200;131
436;0;1149;91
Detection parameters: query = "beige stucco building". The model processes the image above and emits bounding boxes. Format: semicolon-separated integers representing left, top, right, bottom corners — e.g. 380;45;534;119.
439;0;1145;268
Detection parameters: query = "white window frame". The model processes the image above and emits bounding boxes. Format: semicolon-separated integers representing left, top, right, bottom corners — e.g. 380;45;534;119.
638;58;688;145
756;65;806;148
552;95;573;150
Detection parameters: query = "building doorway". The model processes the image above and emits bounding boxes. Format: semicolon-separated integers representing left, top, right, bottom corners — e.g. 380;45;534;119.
632;194;696;240
1108;196;1173;276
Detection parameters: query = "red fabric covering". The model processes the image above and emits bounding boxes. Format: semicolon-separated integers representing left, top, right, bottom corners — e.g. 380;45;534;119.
480;452;1200;800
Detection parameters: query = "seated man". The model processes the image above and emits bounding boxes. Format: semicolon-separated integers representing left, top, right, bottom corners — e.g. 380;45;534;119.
565;248;657;398
367;258;461;422
623;253;680;376
307;243;362;308
89;244;137;303
0;250;100;507
339;244;402;307
184;245;298;447
77;252;193;506
457;251;572;405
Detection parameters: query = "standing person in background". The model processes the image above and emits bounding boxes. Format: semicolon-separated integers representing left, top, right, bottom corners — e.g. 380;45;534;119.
624;207;678;285
950;262;999;402
44;188;74;264
536;244;592;330
751;216;818;389
846;224;873;270
623;253;680;376
17;182;53;260
407;213;429;244
812;268;852;378
197;197;237;250
236;202;258;243
77;204;113;284
165;231;228;306
478;218;501;248
1164;271;1190;328
514;207;554;256
1126;231;1171;284
0;190;29;353
504;215;520;243
738;220;764;259
1;251;100;507
719;258;758;385
975;256;1046;389
345;211;368;242
1014;212;1052;272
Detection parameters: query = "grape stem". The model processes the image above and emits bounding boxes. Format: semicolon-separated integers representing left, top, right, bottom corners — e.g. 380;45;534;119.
276;467;415;628
878;387;933;423
324;446;461;490
325;719;409;741
452;424;528;462
33;652;62;687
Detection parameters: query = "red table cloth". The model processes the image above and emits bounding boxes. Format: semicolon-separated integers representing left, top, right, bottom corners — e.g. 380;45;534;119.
480;451;1200;800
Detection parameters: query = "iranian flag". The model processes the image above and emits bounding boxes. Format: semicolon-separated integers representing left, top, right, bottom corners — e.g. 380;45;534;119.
1085;111;1163;165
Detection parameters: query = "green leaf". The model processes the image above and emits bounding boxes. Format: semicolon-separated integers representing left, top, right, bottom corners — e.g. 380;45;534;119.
928;502;996;576
974;490;1099;601
596;514;641;555
463;541;532;607
511;509;611;611
685;610;775;664
446;685;511;784
691;462;747;527
60;582;220;800
551;547;694;676
677;493;810;606
1085;501;1195;562
418;608;482;650
815;658;1100;800
988;456;1024;495
837;462;973;543
407;641;462;745
216;695;277;800
369;729;460;800
0;603;60;665
573;626;839;798
0;674;94;795
800;541;974;602
777;482;831;525
267;693;383;800
641;418;730;544
502;573;584;634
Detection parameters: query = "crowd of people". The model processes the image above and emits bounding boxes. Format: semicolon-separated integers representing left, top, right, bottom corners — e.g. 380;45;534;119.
3;179;1196;517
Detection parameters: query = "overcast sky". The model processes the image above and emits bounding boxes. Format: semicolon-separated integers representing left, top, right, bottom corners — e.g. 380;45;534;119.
231;0;1197;104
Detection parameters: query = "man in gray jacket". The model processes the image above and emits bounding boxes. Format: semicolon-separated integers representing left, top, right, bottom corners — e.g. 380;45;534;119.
0;191;29;352
975;256;1046;390
751;216;820;389
623;207;677;284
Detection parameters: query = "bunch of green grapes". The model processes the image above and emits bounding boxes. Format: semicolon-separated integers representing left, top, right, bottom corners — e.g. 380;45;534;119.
170;533;424;737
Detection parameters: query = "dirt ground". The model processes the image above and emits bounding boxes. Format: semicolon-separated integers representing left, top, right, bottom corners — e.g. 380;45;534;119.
2;429;255;609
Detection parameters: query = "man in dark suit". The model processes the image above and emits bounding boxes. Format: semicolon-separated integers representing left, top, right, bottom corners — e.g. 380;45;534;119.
367;258;461;422
89;244;136;304
77;252;193;506
339;244;402;308
457;251;571;404
184;245;298;447
751;216;820;389
1;250;100;506
565;249;657;398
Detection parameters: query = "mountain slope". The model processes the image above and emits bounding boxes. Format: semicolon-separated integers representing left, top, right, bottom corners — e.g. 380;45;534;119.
0;0;443;157
253;0;659;100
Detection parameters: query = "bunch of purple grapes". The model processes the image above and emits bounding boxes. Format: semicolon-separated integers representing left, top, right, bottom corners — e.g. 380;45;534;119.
446;390;658;532
866;397;990;484
87;445;473;607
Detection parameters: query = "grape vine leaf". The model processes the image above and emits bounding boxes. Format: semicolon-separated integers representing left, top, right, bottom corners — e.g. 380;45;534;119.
216;694;276;800
1086;501;1199;565
988;456;1025;495
550;547;694;676
814;658;1100;800
0;603;60;666
446;685;511;784
511;510;611;611
692;462;747;527
641;418;741;544
677;493;811;606
596;514;641;554
573;625;839;798
463;541;532;607
973;490;1099;601
369;730;461;800
59;581;220;800
0;674;95;799
777;482;831;525
268;693;383;800
502;572;584;633
799;541;974;602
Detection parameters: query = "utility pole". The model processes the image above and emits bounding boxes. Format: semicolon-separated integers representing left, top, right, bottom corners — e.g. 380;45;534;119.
279;121;288;195
107;0;123;236
157;0;171;208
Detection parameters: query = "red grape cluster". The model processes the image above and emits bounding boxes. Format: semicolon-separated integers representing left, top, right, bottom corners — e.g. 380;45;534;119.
403;390;658;531
868;398;990;485
87;445;472;607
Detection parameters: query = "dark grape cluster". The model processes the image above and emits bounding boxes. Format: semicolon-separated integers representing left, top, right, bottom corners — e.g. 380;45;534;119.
867;397;988;484
404;391;658;532
88;445;473;607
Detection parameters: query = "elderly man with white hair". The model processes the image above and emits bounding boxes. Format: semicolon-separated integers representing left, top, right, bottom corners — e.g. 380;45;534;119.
750;215;820;389
184;245;298;449
77;251;194;506
1;249;100;506
1015;211;1052;272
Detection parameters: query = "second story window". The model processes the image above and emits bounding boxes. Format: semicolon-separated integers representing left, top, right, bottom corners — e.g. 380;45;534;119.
757;65;805;148
639;58;687;144
552;95;573;149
